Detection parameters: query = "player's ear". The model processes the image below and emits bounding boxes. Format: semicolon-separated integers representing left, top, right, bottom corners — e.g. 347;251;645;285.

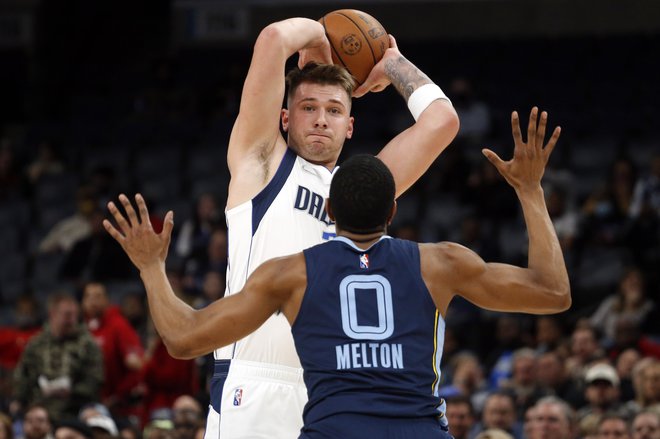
281;109;289;132
386;200;397;225
325;198;335;222
345;116;354;139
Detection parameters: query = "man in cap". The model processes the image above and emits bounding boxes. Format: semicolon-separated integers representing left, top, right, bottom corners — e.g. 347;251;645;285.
577;363;625;422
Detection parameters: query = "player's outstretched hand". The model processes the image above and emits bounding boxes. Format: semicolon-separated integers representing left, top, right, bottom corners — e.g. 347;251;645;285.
353;34;397;98
103;194;174;272
481;107;561;192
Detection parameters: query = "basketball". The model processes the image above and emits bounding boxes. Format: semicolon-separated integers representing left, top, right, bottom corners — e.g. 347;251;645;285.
320;9;389;85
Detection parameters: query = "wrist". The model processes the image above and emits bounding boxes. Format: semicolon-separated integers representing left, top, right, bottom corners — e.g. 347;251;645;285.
407;84;451;121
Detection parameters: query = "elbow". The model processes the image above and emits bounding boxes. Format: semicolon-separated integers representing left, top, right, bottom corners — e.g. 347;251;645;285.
545;284;572;313
160;335;197;360
254;24;287;56
422;100;460;144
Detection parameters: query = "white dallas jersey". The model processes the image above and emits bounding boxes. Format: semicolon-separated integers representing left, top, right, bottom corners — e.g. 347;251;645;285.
215;148;337;367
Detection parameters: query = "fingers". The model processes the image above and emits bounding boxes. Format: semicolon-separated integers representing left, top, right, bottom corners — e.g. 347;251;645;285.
482;148;504;169
544;126;562;158
103;219;125;244
527;106;538;147
536;111;548;149
353;83;369;98
135;194;152;230
511;111;523;146
107;200;131;235
119;194;140;227
162;211;175;244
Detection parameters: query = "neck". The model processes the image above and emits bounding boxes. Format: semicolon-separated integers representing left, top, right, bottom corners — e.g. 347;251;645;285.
337;230;385;249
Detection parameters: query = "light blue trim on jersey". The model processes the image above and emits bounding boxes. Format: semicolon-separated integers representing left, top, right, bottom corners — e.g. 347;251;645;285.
332;235;392;252
433;314;446;397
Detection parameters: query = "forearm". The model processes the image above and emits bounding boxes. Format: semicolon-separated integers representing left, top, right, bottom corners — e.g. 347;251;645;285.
518;186;571;299
385;55;433;101
139;264;200;355
263;18;326;59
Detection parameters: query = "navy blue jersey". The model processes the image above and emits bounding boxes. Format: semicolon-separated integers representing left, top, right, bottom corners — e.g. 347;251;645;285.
293;236;447;430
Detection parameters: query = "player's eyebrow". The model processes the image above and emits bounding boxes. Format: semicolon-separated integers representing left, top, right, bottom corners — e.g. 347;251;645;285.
299;97;347;109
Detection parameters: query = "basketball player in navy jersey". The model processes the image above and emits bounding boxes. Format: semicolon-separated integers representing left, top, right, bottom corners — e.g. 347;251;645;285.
106;107;569;438
182;14;457;439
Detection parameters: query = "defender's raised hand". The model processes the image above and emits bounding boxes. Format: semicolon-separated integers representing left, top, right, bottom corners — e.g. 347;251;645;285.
482;107;561;191
103;194;174;272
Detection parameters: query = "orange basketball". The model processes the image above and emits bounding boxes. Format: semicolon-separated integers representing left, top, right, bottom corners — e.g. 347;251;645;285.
320;9;389;85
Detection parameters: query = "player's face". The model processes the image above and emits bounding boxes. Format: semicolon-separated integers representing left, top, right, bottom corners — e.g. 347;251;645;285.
283;82;354;167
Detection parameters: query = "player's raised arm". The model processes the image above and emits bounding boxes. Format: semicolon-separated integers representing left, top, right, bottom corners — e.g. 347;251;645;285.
103;194;299;359
424;108;570;315
227;18;331;206
360;35;459;198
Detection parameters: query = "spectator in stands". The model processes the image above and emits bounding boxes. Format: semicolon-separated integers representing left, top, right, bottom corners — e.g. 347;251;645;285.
547;185;579;254
528;396;576;439
537;350;584;409
81;282;144;419
615;348;641;402
590;267;655;346
439;352;489;413
25;141;65;186
192;271;224;309
139;323;198;427
182;228;227;294
566;325;604;380
608;319;660;361
84;414;118;439
0;295;42;371
596;413;631;439
486;315;527;390
535;316;566;355
577;363;625;422
38;186;98;254
628;359;660;413
174;193;221;261
472;392;522;439
631;410;660;439
53;420;93;439
59;208;135;284
474;429;513;439
12;292;103;420
21;404;54;439
445;396;476;439
119;292;148;345
501;348;550;417
580;156;637;247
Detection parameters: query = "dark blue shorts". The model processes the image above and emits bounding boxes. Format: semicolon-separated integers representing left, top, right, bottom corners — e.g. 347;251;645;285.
299;413;453;439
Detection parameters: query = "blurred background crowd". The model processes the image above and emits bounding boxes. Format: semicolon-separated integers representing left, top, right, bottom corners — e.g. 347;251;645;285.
0;1;659;439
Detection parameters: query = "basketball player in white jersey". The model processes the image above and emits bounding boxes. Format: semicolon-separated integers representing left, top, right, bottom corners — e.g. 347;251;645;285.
191;17;457;438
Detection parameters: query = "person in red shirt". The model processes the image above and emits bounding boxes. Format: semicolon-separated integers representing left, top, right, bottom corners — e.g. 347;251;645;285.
139;322;200;427
82;281;145;418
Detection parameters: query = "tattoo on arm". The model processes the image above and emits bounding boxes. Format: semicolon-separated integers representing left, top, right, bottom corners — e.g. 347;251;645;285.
385;56;432;101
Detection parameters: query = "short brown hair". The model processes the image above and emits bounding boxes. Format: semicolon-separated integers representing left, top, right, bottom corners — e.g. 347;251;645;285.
285;62;355;107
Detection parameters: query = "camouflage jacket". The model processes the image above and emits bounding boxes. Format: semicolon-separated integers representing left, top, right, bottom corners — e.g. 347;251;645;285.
13;322;103;420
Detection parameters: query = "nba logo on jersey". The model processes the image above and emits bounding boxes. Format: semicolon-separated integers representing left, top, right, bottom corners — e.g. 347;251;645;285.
233;388;243;406
359;254;369;269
